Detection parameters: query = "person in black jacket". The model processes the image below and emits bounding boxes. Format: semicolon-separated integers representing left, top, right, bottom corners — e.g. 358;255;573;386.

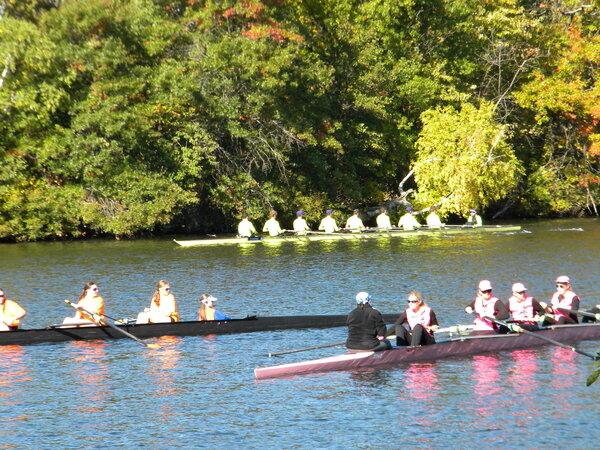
346;292;392;352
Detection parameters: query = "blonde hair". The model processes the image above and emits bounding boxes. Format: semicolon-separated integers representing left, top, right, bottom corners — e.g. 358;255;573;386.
408;290;427;307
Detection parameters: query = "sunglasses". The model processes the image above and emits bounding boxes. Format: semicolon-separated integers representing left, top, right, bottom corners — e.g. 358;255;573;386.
407;300;419;304
556;284;566;288
91;287;99;291
480;289;492;294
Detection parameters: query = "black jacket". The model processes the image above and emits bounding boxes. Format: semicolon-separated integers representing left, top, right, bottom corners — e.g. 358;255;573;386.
346;304;387;350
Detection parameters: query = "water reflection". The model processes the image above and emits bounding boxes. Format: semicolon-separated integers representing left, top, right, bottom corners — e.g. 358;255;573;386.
508;349;538;396
69;341;109;415
145;336;183;399
0;345;31;425
404;362;439;402
472;354;502;403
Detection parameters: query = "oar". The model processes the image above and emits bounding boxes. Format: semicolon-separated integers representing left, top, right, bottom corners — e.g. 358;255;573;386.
433;325;475;334
64;300;160;349
549;306;600;322
485;316;599;360
268;334;396;357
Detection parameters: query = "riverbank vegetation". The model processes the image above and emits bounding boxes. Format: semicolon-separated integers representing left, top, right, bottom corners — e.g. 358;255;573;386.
0;0;598;240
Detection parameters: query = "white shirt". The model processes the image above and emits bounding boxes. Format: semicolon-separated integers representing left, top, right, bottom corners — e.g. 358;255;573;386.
376;213;392;230
263;217;283;236
346;215;365;232
319;216;339;233
293;217;310;235
238;218;257;237
398;213;421;230
426;212;442;229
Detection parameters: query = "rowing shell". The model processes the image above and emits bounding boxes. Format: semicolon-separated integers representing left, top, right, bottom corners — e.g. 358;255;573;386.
174;225;522;247
0;314;399;347
254;322;600;380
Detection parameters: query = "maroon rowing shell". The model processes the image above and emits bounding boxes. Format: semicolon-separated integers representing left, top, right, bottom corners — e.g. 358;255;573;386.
254;323;600;380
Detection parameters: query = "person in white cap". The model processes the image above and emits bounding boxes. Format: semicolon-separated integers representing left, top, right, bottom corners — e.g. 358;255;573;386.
292;211;310;235
198;294;230;321
346;292;391;351
398;207;421;231
506;282;545;331
465;209;482;227
540;276;580;325
465;280;509;332
318;210;340;233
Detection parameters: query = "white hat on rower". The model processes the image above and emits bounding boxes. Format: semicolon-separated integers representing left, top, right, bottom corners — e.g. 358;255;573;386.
478;280;493;291
355;292;372;304
555;275;570;284
512;282;527;293
201;295;218;304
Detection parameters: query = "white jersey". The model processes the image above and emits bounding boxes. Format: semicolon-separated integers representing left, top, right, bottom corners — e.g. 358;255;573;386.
238;218;257;237
426;212;442;229
346;215;365;232
376;213;392;230
262;217;283;236
398;213;421;230
293;217;310;235
319;216;339;233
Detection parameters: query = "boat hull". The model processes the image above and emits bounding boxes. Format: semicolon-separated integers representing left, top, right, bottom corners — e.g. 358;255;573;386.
0;314;399;347
254;323;600;379
174;225;522;247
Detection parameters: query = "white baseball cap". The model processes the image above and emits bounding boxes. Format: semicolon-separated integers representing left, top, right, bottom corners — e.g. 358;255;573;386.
512;282;527;293
478;280;493;291
555;275;570;284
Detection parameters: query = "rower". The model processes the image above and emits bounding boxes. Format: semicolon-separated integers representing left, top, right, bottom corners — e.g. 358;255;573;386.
293;211;310;235
465;280;509;333
398;207;421;231
0;288;27;331
426;206;443;229
319;209;340;233
345;209;365;233
136;280;179;324
346;292;391;352
63;282;105;325
540;275;579;325
465;208;482;227
238;212;257;237
376;208;393;230
390;291;439;347
198;294;231;321
263;210;284;236
506;282;545;331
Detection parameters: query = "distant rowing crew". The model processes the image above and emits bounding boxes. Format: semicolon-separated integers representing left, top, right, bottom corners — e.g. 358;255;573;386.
347;274;599;352
238;208;484;237
0;280;230;332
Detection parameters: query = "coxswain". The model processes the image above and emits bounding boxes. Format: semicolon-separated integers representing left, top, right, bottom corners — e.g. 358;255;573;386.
398;207;421;231
63;282;105;325
238;212;257;237
0;288;27;331
319;209;340;233
390;291;439;347
506;282;545;331
346;292;391;352
198;294;231;321
345;209;366;233
465;280;509;333
426;206;443;229
293;211;310;235
466;209;482;227
376;208;393;230
540;275;579;325
137;280;179;324
262;210;283;236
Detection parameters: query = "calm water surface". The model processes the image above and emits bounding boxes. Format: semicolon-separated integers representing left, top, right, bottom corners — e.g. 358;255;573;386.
1;218;599;447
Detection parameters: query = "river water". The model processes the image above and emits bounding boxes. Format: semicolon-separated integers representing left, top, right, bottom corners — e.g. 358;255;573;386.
1;218;599;447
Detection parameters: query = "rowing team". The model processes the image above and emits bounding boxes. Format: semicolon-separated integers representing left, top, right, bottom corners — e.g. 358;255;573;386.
347;275;600;351
0;280;230;331
238;208;483;237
